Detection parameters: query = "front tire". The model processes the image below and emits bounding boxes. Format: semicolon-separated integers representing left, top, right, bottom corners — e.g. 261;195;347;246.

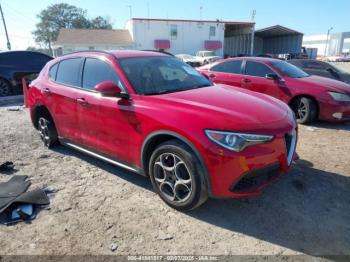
37;116;58;148
149;140;208;211
291;97;318;124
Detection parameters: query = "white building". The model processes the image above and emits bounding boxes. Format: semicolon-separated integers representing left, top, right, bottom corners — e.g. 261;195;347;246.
52;29;133;56
303;31;350;56
125;18;254;57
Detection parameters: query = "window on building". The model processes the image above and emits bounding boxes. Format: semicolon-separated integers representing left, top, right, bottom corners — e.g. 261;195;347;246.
56;58;83;86
82;58;123;90
170;24;178;40
88;46;95;50
209;26;216;37
211;61;242;74
245;61;275;77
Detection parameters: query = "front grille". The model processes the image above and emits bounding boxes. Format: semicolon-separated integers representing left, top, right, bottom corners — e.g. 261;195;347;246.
230;163;280;193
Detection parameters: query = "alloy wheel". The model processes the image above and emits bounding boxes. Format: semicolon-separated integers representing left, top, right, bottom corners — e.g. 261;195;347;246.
0;80;11;97
153;153;193;203
296;100;307;120
38;117;51;147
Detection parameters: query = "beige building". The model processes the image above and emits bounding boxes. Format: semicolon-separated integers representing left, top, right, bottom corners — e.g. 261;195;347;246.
52;28;133;56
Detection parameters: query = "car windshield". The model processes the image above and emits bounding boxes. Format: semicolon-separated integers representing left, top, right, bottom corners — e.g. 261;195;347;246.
202;51;214;57
270;60;309;78
118;56;212;95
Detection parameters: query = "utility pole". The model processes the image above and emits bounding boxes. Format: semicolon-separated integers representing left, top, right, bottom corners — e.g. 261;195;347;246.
200;5;203;20
126;5;132;19
250;9;256;56
0;3;11;50
324;27;333;58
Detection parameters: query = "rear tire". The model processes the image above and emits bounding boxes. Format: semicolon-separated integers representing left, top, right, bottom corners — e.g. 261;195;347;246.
149;140;208;211
291;97;318;124
37;114;58;148
0;78;12;97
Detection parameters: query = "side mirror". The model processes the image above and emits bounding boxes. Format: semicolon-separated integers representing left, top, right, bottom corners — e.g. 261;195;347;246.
94;81;129;99
265;73;280;81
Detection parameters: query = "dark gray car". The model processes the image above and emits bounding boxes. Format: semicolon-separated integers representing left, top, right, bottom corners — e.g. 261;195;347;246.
288;59;350;84
0;51;53;96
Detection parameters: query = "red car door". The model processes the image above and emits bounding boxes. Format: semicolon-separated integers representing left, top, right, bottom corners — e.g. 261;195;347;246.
76;57;132;162
206;60;244;87
45;58;83;143
241;60;285;100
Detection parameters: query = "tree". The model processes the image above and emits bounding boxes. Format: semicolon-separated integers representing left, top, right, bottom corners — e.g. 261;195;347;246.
89;16;112;29
33;3;112;54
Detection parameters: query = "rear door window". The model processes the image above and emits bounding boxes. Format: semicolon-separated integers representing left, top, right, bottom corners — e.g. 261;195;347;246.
82;58;123;90
245;61;275;77
211;60;242;74
56;58;83;87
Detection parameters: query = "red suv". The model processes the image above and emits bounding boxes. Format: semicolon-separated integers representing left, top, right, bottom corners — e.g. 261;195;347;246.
26;51;297;210
199;57;350;124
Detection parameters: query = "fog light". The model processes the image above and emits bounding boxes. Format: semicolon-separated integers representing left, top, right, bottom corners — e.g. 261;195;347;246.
332;112;343;119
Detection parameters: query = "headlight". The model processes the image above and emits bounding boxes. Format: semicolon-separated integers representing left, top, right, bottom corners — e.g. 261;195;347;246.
205;130;273;152
328;92;350;102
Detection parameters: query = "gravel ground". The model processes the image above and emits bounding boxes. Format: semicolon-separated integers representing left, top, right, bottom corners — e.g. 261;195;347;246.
0;105;349;257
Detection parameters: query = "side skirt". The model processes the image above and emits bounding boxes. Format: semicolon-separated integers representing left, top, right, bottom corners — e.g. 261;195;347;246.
59;138;145;176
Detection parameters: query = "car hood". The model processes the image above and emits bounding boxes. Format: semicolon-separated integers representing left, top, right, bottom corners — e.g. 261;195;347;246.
295;75;350;94
149;85;293;132
185;59;201;63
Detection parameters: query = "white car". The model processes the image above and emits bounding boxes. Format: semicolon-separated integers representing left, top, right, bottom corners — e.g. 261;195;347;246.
175;54;202;67
195;51;221;65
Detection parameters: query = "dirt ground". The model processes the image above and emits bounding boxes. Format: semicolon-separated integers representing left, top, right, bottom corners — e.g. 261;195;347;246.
0;104;349;258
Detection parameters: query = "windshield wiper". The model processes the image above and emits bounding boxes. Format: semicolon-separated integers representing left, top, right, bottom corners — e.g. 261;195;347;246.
144;84;211;95
145;90;180;95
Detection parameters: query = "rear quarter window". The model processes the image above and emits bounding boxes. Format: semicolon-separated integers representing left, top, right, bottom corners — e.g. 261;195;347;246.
49;63;59;80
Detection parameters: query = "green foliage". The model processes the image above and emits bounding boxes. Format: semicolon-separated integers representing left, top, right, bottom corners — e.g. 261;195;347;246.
32;3;112;51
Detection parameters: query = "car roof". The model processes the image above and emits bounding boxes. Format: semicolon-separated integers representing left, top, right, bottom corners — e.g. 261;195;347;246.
0;50;53;59
225;56;282;63
57;50;170;60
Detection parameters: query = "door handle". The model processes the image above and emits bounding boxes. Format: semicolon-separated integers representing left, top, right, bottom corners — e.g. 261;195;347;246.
76;98;88;106
42;88;51;95
208;74;216;78
241;78;251;83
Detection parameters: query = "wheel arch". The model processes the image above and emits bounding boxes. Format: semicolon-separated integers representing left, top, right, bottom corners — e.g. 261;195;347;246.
288;94;320;117
141;130;212;196
31;104;55;129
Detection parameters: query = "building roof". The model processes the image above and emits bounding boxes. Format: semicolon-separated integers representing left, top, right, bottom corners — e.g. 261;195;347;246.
54;29;133;45
130;18;255;26
255;25;303;38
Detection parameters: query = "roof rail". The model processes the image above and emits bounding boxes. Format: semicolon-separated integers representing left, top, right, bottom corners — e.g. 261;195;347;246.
56;49;115;57
141;50;174;56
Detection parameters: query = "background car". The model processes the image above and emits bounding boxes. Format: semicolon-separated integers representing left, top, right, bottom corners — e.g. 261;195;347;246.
195;50;221;65
0;51;53;96
25;50;297;210
175;54;202;67
199;57;350;124
288;59;350;84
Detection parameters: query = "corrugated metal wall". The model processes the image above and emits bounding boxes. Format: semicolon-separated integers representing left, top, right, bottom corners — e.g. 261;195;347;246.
224;34;252;56
254;34;303;54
